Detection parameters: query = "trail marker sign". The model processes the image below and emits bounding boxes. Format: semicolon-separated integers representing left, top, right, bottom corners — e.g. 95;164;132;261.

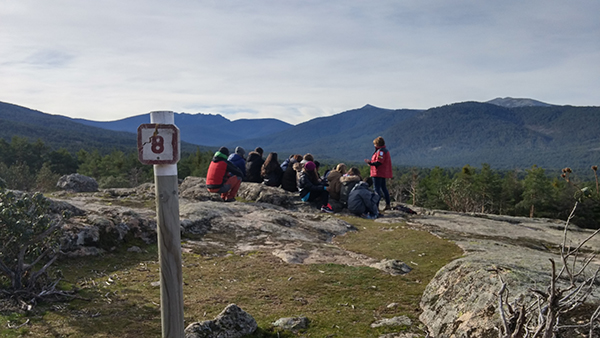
137;123;180;165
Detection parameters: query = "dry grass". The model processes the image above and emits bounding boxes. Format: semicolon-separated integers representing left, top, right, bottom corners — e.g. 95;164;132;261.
0;216;462;337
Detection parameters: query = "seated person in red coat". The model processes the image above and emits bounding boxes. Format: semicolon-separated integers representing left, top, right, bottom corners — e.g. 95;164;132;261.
206;147;244;202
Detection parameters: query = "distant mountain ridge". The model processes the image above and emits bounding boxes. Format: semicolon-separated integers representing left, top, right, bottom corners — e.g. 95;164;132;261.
0;101;204;154
74;112;293;146
232;101;600;170
1;99;599;170
486;97;554;108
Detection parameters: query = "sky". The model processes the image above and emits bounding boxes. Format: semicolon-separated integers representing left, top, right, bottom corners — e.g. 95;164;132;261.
1;1;599;125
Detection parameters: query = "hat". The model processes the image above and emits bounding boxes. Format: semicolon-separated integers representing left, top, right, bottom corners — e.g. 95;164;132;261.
218;146;230;156
235;146;245;157
304;161;316;171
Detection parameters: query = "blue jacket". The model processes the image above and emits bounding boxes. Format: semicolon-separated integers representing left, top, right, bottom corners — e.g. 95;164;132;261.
347;182;380;216
228;153;246;178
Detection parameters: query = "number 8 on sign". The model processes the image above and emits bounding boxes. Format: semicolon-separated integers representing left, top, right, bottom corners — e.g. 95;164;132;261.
137;124;180;165
151;135;165;154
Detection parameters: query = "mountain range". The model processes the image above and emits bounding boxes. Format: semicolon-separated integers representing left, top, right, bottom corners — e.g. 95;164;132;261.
1;98;599;170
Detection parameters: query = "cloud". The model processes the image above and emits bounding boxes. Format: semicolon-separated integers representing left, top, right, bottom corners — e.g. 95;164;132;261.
0;0;598;124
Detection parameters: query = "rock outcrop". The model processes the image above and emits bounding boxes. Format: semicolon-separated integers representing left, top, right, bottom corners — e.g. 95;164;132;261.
398;211;600;337
56;173;99;192
45;177;600;337
185;304;257;338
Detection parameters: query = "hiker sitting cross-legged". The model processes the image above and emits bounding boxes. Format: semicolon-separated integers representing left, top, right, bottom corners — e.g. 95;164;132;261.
206;147;244;202
347;179;380;219
297;161;333;213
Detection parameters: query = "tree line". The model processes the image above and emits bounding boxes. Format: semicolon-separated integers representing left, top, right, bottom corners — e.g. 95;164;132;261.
1;137;598;229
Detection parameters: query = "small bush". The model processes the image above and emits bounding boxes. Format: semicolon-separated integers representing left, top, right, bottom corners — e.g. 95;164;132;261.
0;188;69;302
98;175;131;189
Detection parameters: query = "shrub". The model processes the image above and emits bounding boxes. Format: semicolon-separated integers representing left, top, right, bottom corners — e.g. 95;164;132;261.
0;188;69;302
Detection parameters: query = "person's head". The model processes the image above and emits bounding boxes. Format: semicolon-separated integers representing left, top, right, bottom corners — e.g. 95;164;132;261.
314;160;320;169
335;163;347;174
292;154;303;163
265;152;278;164
218;146;230;156
304;161;316;172
262;152;279;175
363;176;373;187
303;161;319;184
255;147;264;156
348;167;361;177
373;136;385;147
303;153;314;162
235;146;245;158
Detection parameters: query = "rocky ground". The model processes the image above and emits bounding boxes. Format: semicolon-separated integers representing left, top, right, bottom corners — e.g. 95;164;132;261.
47;176;600;337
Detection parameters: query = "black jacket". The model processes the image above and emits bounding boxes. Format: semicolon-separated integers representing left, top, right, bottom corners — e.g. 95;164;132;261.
280;160;299;192
298;171;327;199
245;152;264;183
262;166;283;187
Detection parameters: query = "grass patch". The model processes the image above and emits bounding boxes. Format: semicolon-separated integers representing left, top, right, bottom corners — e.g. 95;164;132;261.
0;216;462;337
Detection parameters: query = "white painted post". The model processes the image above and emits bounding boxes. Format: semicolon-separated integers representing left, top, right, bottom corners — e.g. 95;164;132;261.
150;111;184;338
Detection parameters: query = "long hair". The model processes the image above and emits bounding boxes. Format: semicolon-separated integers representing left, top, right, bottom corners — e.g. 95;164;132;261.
347;167;362;179
303;166;320;185
261;152;280;176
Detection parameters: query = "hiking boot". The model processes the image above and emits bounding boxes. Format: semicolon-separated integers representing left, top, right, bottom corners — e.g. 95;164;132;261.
384;204;391;210
321;205;334;213
223;198;236;202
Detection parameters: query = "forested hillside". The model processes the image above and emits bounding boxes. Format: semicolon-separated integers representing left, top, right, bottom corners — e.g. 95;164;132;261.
0;101;205;154
235;102;600;171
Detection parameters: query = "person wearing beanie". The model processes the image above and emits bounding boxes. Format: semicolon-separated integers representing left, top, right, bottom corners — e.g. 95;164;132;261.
245;147;265;183
206;146;244;202
297;160;333;213
227;146;246;179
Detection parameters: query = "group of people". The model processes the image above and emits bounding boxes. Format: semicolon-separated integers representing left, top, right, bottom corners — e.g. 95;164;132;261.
206;136;393;219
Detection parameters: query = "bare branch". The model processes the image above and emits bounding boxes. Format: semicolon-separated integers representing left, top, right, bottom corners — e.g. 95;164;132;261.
564;227;600;259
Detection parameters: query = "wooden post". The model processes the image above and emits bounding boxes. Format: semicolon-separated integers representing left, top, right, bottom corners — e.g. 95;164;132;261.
151;111;184;338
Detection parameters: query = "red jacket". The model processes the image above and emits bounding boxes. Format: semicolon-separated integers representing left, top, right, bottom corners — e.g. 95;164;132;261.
369;146;393;178
206;160;229;189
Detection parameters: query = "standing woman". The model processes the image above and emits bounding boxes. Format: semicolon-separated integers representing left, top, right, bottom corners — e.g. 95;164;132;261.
364;136;392;210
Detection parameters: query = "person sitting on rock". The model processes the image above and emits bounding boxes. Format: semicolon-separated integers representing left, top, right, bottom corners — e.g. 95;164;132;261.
261;152;284;187
298;161;333;213
301;153;314;165
245;147;265;183
327;163;347;201
280;154;294;171
339;167;362;207
206;147;244;202
281;154;303;192
227;146;246;180
347;180;380;219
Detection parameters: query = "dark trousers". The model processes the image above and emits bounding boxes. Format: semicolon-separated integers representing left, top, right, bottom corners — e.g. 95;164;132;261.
373;177;390;206
308;189;329;207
